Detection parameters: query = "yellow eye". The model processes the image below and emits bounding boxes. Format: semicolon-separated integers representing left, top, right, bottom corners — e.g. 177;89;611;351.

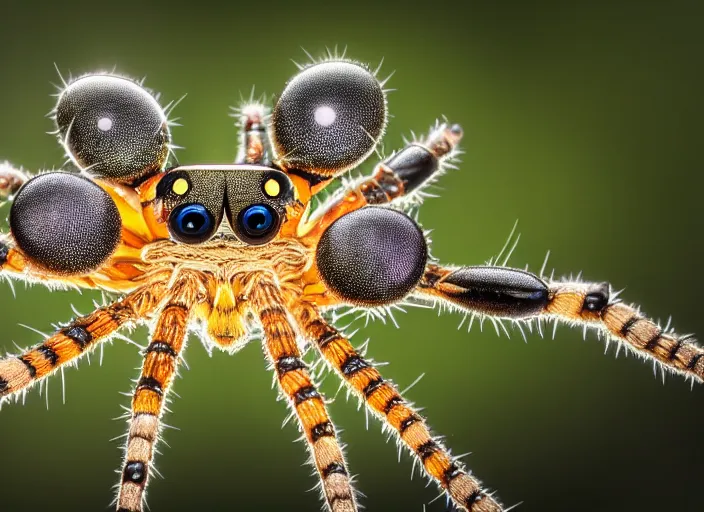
172;178;189;195
263;178;280;197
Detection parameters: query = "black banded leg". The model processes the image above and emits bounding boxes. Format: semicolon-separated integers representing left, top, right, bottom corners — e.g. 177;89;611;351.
417;264;703;382
296;305;504;512
0;284;165;402
418;265;551;319
252;279;358;512
116;276;198;512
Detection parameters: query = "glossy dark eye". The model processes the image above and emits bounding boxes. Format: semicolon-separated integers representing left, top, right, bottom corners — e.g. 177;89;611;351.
10;172;122;275
271;61;387;177
237;204;279;245
168;203;215;244
316;207;427;305
55;75;170;184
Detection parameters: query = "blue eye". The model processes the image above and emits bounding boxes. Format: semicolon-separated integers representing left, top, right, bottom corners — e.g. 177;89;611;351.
241;204;274;235
238;204;279;244
169;203;214;244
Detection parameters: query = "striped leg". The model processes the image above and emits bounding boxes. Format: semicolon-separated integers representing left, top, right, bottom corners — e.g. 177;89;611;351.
0;283;165;402
252;278;357;512
417;264;704;382
295;305;503;512
116;275;200;512
548;282;703;379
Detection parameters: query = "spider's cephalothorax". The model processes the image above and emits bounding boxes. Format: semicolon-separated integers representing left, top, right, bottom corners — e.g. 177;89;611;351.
0;55;700;512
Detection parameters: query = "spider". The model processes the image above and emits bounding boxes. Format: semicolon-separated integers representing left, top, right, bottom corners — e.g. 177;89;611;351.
0;54;700;512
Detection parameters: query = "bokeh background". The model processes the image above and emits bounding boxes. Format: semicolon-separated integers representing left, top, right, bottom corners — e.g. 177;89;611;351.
1;1;703;511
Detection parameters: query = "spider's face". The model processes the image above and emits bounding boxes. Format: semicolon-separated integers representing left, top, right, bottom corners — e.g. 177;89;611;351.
145;165;296;246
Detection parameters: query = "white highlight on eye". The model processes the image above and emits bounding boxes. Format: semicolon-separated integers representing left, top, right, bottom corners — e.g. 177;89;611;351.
97;117;113;131
314;105;336;127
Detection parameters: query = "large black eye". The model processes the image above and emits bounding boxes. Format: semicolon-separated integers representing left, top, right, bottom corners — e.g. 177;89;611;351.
56;75;170;184
10;172;121;275
236;204;280;245
168;203;215;244
271;61;387;177
316;207;427;305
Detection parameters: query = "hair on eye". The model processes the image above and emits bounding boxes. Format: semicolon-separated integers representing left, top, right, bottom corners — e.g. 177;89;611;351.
54;73;172;185
271;59;388;178
9;172;122;274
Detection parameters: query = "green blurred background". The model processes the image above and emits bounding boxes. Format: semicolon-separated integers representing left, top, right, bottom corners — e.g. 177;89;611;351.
1;1;702;511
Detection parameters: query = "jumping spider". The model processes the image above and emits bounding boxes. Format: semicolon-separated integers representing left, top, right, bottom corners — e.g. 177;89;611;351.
0;54;700;512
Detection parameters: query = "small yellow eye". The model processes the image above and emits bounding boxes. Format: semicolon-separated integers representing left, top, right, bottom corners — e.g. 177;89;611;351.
264;178;280;197
172;178;189;195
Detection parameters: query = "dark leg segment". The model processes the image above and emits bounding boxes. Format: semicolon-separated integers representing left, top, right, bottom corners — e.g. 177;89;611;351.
418;264;703;381
375;123;463;198
295;304;504;512
301;123;462;241
420;264;549;318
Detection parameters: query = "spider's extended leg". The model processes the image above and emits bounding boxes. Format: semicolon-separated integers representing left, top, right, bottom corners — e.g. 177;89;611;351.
417;264;704;381
116;273;202;512
0;283;165;402
301;122;462;240
295;305;503;512
252;278;357;512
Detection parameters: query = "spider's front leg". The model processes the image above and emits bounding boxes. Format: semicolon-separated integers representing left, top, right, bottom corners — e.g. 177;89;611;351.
417;264;703;381
0;283;165;403
300;122;462;241
116;272;202;512
251;277;358;512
